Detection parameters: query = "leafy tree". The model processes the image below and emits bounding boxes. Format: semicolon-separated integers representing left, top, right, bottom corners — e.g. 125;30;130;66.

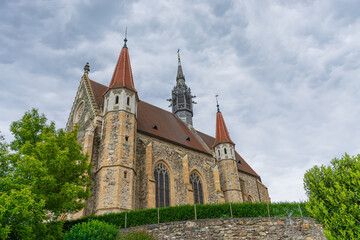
0;109;92;239
304;153;360;239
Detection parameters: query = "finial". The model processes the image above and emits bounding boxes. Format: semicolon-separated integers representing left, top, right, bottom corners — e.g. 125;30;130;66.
123;27;128;48
215;94;220;112
84;62;90;75
177;48;180;62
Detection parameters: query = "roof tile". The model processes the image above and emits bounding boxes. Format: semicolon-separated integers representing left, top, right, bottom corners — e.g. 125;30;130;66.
104;46;137;94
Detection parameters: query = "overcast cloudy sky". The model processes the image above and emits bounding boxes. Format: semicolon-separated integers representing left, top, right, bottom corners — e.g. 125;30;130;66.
1;0;360;202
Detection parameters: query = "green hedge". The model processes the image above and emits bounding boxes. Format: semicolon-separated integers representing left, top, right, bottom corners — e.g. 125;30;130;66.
63;202;309;232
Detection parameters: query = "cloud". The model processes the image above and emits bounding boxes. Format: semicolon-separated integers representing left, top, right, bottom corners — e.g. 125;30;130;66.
1;0;360;201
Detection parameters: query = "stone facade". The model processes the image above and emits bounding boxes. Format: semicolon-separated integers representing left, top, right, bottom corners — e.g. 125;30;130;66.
121;218;325;240
65;45;270;220
134;133;225;209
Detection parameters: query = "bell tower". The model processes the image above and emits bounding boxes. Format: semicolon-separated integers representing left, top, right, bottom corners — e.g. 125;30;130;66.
96;35;138;215
213;100;243;203
168;50;196;125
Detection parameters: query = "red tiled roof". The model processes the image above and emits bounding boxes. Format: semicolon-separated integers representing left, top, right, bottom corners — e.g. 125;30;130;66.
89;80;259;178
104;46;137;94
89;79;108;109
197;131;259;178
235;152;260;178
213;111;235;147
137;101;211;155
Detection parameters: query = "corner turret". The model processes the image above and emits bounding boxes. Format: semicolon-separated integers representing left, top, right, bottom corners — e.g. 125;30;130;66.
213;100;243;203
96;35;138;215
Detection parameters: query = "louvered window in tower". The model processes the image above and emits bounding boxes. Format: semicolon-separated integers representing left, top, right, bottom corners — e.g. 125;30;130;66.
154;163;170;208
190;172;204;204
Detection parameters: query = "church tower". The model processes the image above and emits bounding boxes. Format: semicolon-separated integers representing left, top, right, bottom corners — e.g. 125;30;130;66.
213;103;243;203
96;36;138;215
168;50;195;125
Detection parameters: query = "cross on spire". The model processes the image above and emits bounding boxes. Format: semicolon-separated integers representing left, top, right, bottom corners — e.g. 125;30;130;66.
215;94;220;112
177;48;181;62
123;27;128;48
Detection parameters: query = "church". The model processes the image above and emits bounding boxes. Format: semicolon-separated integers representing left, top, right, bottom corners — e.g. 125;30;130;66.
65;36;270;219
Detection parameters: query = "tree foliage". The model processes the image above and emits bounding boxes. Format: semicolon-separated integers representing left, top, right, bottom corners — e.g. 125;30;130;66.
0;109;92;239
64;220;119;240
304;153;360;239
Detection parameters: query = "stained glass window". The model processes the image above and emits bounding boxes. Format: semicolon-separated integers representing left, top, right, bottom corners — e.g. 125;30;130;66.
190;172;204;204
154;163;170;208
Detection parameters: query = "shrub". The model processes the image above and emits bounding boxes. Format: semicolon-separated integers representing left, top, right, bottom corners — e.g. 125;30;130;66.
304;154;360;239
64;220;119;240
62;202;311;232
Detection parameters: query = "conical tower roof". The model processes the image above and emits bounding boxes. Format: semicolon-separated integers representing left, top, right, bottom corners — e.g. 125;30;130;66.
213;110;235;147
105;38;137;94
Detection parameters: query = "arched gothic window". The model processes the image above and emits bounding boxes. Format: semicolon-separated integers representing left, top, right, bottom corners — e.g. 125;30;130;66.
115;96;119;104
154;163;170;207
190;172;204;204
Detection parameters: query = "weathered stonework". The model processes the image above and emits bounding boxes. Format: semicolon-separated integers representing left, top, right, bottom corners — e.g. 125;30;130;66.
135;133;225;208
65;49;270;220
95;109;137;215
121;218;325;240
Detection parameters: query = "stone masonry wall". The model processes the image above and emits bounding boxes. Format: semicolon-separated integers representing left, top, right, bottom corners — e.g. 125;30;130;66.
238;172;262;202
135;133;224;209
122;217;325;240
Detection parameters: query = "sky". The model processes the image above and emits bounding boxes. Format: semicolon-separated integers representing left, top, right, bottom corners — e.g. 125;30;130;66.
1;0;360;202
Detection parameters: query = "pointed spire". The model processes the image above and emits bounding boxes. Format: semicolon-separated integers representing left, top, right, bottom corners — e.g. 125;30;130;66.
176;49;185;85
104;35;137;94
213;108;235;147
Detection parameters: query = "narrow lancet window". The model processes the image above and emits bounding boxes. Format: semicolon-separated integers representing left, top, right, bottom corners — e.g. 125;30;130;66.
190;172;204;204
115;96;119;104
127;97;130;105
154;163;170;208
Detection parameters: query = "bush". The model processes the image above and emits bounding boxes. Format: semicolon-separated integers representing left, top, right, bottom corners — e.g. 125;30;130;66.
63;202;311;232
304;154;360;239
64;220;119;240
118;231;156;240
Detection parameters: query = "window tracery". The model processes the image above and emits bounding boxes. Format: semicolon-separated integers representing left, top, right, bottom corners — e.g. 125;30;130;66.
154;163;170;207
190;172;204;204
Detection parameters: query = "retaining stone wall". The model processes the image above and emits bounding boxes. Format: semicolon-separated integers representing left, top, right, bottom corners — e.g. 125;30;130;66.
121;217;325;240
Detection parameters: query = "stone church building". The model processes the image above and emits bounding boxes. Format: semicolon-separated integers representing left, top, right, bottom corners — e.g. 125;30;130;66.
65;37;270;219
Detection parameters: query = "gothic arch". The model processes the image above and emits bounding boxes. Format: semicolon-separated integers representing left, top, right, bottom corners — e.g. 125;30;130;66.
189;169;208;204
153;159;175;207
248;195;255;203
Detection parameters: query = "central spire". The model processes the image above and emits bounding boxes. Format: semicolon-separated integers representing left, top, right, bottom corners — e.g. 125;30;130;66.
104;35;137;94
176;49;185;86
168;49;196;125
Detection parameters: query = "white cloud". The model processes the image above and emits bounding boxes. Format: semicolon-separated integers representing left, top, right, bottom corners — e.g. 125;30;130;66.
1;0;360;202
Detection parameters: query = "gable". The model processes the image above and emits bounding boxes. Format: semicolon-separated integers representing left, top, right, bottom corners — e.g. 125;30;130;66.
65;76;98;132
